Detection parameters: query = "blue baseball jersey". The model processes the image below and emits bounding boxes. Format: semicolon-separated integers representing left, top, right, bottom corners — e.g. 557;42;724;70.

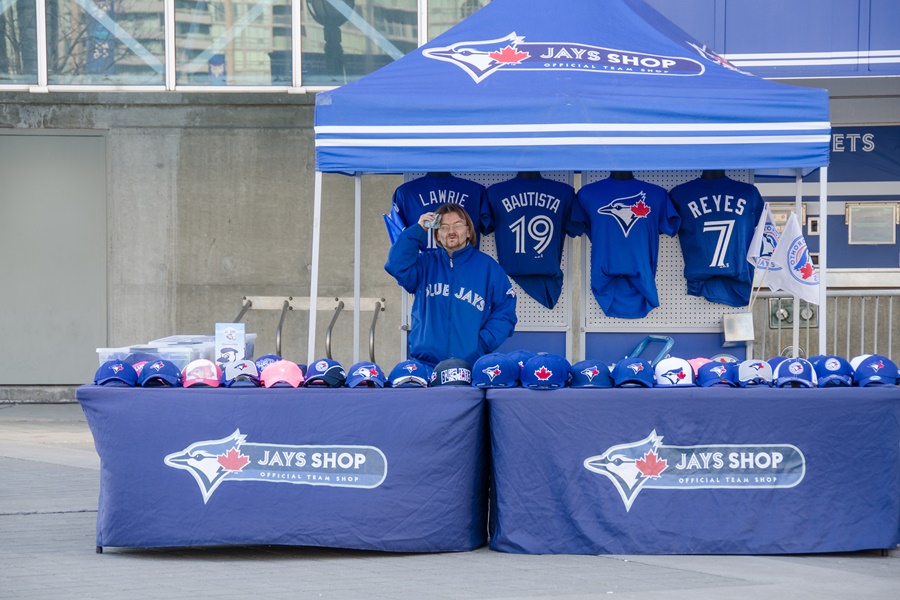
669;176;765;306
577;177;681;319
485;175;585;309
391;174;489;250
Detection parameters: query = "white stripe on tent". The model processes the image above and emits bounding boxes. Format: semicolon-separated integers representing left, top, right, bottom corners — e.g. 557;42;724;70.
316;134;830;147
316;122;831;134
724;50;900;60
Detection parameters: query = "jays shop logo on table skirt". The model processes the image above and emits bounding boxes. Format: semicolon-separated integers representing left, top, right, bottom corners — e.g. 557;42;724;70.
584;430;805;511
164;430;387;503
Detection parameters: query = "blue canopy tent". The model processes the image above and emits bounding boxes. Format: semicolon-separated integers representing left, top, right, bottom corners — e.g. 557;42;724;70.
308;0;832;364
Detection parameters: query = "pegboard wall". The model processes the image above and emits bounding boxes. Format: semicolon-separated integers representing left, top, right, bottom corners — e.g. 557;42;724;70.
582;170;753;332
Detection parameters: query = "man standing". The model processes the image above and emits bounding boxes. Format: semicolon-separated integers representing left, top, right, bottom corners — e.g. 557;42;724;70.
385;203;517;367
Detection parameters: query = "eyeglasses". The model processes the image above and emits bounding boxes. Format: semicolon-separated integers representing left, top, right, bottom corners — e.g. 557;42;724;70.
438;223;468;233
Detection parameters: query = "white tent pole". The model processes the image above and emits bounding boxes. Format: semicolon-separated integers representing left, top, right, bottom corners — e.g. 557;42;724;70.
308;170;324;366
354;175;362;363
818;166;828;355
792;170;802;358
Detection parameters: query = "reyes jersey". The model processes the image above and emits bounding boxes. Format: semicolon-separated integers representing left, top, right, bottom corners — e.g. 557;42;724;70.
668;176;765;306
390;174;489;250
485;175;585;309
577;177;681;319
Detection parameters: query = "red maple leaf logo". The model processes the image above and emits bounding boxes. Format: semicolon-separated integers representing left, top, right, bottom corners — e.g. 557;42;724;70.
489;45;530;64
534;366;553;380
635;450;667;478
677;370;686;380
799;261;814;280
217;447;250;472
631;200;651;218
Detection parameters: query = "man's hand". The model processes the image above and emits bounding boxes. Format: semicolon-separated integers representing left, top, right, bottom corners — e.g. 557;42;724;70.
418;212;438;230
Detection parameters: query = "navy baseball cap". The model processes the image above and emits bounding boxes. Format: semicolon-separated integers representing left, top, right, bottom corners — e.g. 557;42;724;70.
521;354;571;389
697;361;738;387
304;358;346;387
223;360;261;388
430;358;473;386
813;356;854;387
472;353;519;388
94;360;138;387
774;358;816;388
611;358;654;388
345;362;387;388
736;360;773;387
853;354;899;387
570;360;613;388
388;359;432;387
254;353;282;374
138;359;182;387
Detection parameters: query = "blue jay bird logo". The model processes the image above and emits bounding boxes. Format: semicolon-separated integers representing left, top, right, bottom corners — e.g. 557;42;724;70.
598;192;651;237
584;430;665;512
164;430;248;504
423;33;528;83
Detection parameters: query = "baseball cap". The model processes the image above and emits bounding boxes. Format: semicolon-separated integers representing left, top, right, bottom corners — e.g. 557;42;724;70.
124;351;161;365
182;359;223;388
774;358;816;388
654;357;695;387
686;357;711;379
521;354;571;389
570;360;613;388
853;354;899;387
346;362;387;388
849;354;872;372
304;358;346;387
388;359;432;387
255;354;282;374
471;353;519;388
430;358;473;387
736;360;773;387
223;360;261;388
697;361;738;387
505;350;536;375
139;359;182;387
260;360;305;388
132;361;149;378
813;356;854;387
611;358;654;388
94;361;139;387
767;356;789;373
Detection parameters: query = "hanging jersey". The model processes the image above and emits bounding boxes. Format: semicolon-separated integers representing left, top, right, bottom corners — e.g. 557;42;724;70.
578;177;681;319
669;176;765;307
391;174;489;250
485;175;585;309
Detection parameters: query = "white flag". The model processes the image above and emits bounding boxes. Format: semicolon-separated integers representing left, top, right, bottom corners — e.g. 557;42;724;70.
746;203;791;293
769;213;820;305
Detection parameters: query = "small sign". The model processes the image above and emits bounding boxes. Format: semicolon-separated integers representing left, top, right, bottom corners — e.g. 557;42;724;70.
215;323;245;367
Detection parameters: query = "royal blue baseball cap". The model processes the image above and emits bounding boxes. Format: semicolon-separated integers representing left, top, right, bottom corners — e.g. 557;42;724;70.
813;356;854;387
521;354;571;389
138;359;182;387
304;358;346;387
505;350;536;375
94;360;139;387
853;354;899;387
697;361;738;387
611;358;654;388
388;359;432;387
430;358;473;386
472;353;519;388
774;358;817;388
570;360;613;388
345;361;387;388
254;353;282;374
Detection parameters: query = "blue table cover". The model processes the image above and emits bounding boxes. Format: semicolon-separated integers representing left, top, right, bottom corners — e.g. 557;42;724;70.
487;386;900;554
77;385;488;552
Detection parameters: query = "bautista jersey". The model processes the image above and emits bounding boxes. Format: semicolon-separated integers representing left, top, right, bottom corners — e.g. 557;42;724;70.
485;175;585;309
391;174;489;250
669;176;765;306
577;177;681;319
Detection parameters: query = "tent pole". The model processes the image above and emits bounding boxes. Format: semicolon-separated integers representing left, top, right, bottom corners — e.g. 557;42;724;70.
308;170;324;366
792;170;802;358
818;166;828;355
354;174;362;364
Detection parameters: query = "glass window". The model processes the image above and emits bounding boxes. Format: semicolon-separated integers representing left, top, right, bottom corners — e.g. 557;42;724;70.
846;203;899;245
45;0;166;85
176;0;293;86
301;0;416;86
427;0;483;42
0;0;39;83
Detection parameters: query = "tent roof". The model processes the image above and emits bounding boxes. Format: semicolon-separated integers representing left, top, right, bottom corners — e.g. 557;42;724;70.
314;0;831;174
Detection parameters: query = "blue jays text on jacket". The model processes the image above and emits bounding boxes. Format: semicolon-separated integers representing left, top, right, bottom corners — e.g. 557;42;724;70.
384;225;517;367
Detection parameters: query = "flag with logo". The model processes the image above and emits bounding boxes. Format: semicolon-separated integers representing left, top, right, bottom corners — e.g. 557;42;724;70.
769;213;820;305
746;203;791;292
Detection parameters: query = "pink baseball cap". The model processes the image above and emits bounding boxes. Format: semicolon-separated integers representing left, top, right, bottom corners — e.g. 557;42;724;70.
260;360;305;388
182;359;222;388
686;357;711;378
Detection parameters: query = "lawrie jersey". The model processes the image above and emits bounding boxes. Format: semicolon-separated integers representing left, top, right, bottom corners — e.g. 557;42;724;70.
668;176;765;307
578;177;681;319
390;174;489;250
485;175;585;309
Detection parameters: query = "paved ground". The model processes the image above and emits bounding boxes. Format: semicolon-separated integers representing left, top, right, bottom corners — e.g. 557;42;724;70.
1;402;898;600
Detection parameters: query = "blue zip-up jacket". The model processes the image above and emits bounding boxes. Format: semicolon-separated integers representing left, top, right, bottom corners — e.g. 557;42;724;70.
385;225;517;367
